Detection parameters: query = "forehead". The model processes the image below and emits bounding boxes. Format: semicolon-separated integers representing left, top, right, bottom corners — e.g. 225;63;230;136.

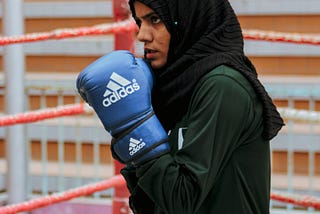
133;1;155;17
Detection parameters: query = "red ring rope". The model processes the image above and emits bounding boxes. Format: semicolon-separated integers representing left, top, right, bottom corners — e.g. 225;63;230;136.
0;19;137;46
0;20;319;46
0;103;91;127
271;192;320;210
0;175;126;214
242;29;320;45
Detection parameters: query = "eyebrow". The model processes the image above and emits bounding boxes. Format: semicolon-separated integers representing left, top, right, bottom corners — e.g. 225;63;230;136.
140;12;158;20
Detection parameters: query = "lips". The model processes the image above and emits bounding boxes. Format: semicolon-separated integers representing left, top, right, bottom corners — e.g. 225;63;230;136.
145;49;158;59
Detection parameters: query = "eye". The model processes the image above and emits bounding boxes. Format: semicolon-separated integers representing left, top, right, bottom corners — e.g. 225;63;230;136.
150;16;161;24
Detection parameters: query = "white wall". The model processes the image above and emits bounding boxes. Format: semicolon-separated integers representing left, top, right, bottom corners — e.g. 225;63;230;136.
229;0;320;15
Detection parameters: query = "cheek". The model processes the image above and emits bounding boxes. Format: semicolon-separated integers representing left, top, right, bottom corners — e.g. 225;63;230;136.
160;31;171;54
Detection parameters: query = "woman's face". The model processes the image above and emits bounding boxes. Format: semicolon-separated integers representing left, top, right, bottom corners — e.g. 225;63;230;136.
134;1;171;69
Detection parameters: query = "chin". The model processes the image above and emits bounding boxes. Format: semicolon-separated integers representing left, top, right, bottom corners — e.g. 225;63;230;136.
151;60;166;70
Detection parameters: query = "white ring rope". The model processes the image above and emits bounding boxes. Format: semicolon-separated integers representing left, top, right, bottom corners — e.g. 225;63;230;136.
278;107;320;122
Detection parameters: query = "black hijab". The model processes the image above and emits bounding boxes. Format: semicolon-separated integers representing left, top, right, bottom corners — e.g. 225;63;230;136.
129;0;284;140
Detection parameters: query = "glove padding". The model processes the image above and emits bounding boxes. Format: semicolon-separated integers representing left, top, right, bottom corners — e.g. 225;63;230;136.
76;50;170;166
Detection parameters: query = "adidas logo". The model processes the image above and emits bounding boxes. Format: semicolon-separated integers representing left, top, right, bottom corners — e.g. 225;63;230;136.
129;137;146;156
103;72;140;107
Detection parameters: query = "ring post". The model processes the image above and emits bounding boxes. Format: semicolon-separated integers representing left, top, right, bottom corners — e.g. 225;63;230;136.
112;0;134;213
3;0;28;208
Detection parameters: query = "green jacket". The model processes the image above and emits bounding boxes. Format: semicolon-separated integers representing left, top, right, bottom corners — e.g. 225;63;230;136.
121;65;270;214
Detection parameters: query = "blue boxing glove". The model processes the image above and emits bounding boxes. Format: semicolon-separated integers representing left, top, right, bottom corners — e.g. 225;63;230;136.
76;50;170;167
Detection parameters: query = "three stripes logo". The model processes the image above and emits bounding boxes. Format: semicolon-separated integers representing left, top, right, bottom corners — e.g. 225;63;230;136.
129;138;146;156
103;72;140;107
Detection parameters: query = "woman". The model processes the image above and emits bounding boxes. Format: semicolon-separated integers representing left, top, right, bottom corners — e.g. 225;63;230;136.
121;0;285;213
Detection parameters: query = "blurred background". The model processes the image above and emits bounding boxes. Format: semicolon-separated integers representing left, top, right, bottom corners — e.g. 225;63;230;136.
0;0;319;213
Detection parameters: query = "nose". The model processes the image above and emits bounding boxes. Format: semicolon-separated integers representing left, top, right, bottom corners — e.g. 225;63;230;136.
136;24;152;43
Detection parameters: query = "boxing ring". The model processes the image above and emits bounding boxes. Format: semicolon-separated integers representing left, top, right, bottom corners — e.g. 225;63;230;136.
0;0;320;213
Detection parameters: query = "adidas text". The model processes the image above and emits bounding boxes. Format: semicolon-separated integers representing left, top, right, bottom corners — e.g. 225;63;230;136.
129;138;146;156
103;72;140;107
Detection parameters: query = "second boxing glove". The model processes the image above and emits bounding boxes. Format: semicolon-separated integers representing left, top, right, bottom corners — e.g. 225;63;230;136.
76;50;170;167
